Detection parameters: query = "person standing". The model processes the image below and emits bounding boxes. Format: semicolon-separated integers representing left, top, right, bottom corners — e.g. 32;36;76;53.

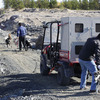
17;23;27;51
79;33;100;92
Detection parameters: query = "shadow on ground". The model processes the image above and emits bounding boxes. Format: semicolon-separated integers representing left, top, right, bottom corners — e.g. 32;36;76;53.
0;73;91;97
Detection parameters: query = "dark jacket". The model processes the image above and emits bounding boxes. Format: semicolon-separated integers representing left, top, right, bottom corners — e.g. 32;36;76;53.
79;35;100;65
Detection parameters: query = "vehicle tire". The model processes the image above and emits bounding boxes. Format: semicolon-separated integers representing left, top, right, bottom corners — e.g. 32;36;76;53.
40;55;50;75
57;65;70;86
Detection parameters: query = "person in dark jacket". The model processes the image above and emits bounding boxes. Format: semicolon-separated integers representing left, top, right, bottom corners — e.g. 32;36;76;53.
79;33;100;92
17;23;27;51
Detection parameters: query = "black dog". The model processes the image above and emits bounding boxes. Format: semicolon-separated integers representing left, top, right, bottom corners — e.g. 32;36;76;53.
5;38;11;47
25;40;32;50
5;33;12;48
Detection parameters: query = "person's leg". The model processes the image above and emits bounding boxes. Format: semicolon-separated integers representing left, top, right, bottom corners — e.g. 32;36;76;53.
85;60;97;91
22;36;27;51
79;59;88;89
19;37;22;51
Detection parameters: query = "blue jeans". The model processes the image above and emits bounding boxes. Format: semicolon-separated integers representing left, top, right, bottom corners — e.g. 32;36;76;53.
79;58;97;90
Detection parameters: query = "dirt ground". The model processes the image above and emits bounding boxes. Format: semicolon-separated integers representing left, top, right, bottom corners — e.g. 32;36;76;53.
0;8;100;100
0;33;100;100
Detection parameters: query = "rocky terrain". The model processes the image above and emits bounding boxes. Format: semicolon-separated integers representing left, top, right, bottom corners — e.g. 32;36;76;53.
0;8;100;100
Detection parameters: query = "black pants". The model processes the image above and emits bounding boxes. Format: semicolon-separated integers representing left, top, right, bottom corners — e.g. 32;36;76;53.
19;36;26;51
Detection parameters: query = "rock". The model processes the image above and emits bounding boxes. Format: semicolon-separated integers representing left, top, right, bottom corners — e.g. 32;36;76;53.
0;67;10;75
10;15;19;20
23;8;36;12
35;35;43;49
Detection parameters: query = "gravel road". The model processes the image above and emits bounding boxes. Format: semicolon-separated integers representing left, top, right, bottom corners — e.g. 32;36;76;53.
0;32;99;100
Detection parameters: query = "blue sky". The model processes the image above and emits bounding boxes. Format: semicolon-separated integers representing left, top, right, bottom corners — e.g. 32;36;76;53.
0;0;63;9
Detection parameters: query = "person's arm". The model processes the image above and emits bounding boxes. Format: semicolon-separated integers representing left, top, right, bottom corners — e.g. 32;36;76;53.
95;42;100;65
25;27;27;35
17;28;20;37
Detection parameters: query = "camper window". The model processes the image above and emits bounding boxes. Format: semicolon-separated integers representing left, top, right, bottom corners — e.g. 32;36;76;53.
75;45;83;55
75;23;83;33
96;24;100;32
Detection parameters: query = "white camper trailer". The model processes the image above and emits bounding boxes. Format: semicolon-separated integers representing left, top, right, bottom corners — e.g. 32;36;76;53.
40;17;100;85
60;17;100;63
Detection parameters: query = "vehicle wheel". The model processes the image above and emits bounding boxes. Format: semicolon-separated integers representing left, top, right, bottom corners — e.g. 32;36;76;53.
40;55;50;75
57;66;70;86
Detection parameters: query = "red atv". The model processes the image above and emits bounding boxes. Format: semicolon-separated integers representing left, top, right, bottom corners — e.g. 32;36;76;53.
40;20;81;85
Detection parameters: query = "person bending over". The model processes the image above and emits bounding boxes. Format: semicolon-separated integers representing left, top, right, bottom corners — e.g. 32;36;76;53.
79;33;100;92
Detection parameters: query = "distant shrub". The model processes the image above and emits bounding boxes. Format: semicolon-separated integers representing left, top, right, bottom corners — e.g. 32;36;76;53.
3;0;100;10
11;0;24;10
